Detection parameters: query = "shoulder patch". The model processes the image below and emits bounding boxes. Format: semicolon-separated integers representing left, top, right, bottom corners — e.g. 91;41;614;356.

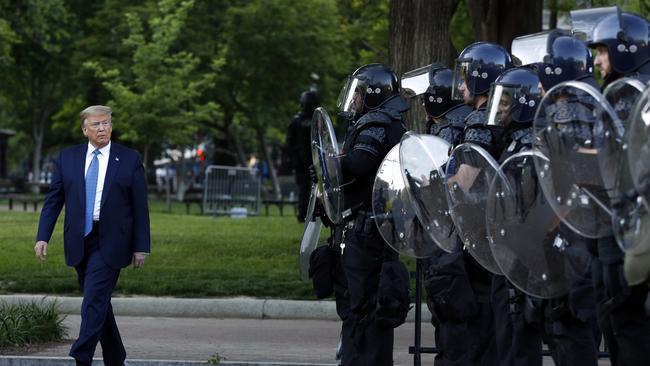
463;126;493;146
511;127;535;146
547;100;596;125
356;110;393;130
446;105;473;128
464;109;487;126
359;126;386;143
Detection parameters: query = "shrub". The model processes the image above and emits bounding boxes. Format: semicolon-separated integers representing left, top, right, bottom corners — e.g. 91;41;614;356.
0;300;67;349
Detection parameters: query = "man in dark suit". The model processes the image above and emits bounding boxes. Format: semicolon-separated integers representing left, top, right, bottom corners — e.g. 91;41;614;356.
34;105;150;366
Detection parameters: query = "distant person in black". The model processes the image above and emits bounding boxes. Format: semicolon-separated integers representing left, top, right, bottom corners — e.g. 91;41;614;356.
285;90;319;222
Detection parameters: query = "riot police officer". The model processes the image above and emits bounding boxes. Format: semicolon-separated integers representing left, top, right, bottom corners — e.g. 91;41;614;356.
581;9;650;365
453;42;514;156
335;63;410;365
588;12;650;85
436;41;516;366
402;63;488;366
285;90;320;222
481;67;546;366
530;30;603;366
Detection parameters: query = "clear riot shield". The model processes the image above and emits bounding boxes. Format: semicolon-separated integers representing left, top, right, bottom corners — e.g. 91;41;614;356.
627;87;650;205
619;86;650;254
486;150;592;298
311;107;343;224
299;184;323;281
399;132;459;253
373;143;441;258
570;7;620;42
445;143;505;274
533;81;615;238
601;78;648;252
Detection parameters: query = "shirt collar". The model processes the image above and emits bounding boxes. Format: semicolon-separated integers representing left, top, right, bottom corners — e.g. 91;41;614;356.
87;141;111;158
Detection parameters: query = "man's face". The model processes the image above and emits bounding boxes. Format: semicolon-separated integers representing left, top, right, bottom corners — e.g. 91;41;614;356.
460;81;472;104
496;94;512;125
353;91;363;113
594;45;612;79
82;114;112;149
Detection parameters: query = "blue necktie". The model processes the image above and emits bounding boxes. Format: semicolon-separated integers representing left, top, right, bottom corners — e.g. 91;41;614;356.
84;150;100;236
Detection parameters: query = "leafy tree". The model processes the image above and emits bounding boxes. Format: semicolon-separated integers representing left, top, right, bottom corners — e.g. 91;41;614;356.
85;0;218;166
217;0;349;197
0;0;77;184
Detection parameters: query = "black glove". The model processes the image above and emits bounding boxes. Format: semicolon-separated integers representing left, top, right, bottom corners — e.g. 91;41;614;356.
313;200;334;228
309;164;319;185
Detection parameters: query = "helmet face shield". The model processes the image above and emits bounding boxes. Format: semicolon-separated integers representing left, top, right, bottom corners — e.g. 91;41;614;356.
511;32;552;66
337;76;361;119
452;60;472;102
487;84;538;126
400;65;432;98
570;6;620;43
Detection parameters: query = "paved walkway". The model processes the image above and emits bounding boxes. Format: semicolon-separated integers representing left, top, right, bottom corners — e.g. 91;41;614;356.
0;296;616;365
7;314;436;365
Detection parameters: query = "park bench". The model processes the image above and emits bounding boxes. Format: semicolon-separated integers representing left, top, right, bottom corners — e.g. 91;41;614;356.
261;196;298;216
0;194;43;212
261;179;299;216
181;186;204;214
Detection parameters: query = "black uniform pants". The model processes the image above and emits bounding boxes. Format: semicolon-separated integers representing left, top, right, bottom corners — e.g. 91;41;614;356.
492;275;543;366
593;235;650;366
337;218;397;366
295;170;310;222
425;251;498;366
541;298;599;366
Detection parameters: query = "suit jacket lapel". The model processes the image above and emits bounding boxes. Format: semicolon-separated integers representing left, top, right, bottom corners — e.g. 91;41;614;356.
77;144;87;208
101;143;120;208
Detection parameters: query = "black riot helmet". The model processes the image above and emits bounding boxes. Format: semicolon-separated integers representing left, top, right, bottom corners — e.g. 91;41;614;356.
400;63;462;118
337;63;400;120
541;35;594;90
588;12;650;74
299;90;320;116
425;68;463;118
452;42;514;100
486;67;542;126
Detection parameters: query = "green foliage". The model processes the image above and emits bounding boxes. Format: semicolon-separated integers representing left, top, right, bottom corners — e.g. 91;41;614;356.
207;352;222;364
0;300;67;349
451;0;474;55
337;0;389;66
0;0;77;133
0;17;19;66
219;0;350;132
85;0;218;153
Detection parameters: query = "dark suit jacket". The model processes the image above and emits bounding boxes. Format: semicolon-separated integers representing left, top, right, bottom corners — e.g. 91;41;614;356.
37;142;151;269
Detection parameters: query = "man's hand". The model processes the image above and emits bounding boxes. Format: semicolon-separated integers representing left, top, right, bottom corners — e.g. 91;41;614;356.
132;252;147;269
34;241;48;261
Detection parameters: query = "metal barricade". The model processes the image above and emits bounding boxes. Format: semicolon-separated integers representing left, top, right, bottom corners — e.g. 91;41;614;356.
203;165;261;215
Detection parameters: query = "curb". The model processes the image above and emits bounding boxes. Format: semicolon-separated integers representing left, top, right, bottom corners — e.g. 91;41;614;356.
0;357;337;366
0;295;429;323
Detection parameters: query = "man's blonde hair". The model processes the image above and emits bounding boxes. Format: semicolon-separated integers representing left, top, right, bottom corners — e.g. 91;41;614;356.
80;105;112;126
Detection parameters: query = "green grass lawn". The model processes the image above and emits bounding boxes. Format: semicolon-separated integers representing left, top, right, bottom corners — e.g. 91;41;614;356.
0;198;416;299
0;200;319;299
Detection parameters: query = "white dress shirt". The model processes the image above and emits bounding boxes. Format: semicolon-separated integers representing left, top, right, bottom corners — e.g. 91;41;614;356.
84;141;111;221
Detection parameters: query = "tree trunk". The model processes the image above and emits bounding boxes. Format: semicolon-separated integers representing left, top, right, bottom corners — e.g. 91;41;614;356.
228;123;248;166
32;120;43;189
389;0;460;132
548;0;558;30
256;127;281;199
465;0;543;52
